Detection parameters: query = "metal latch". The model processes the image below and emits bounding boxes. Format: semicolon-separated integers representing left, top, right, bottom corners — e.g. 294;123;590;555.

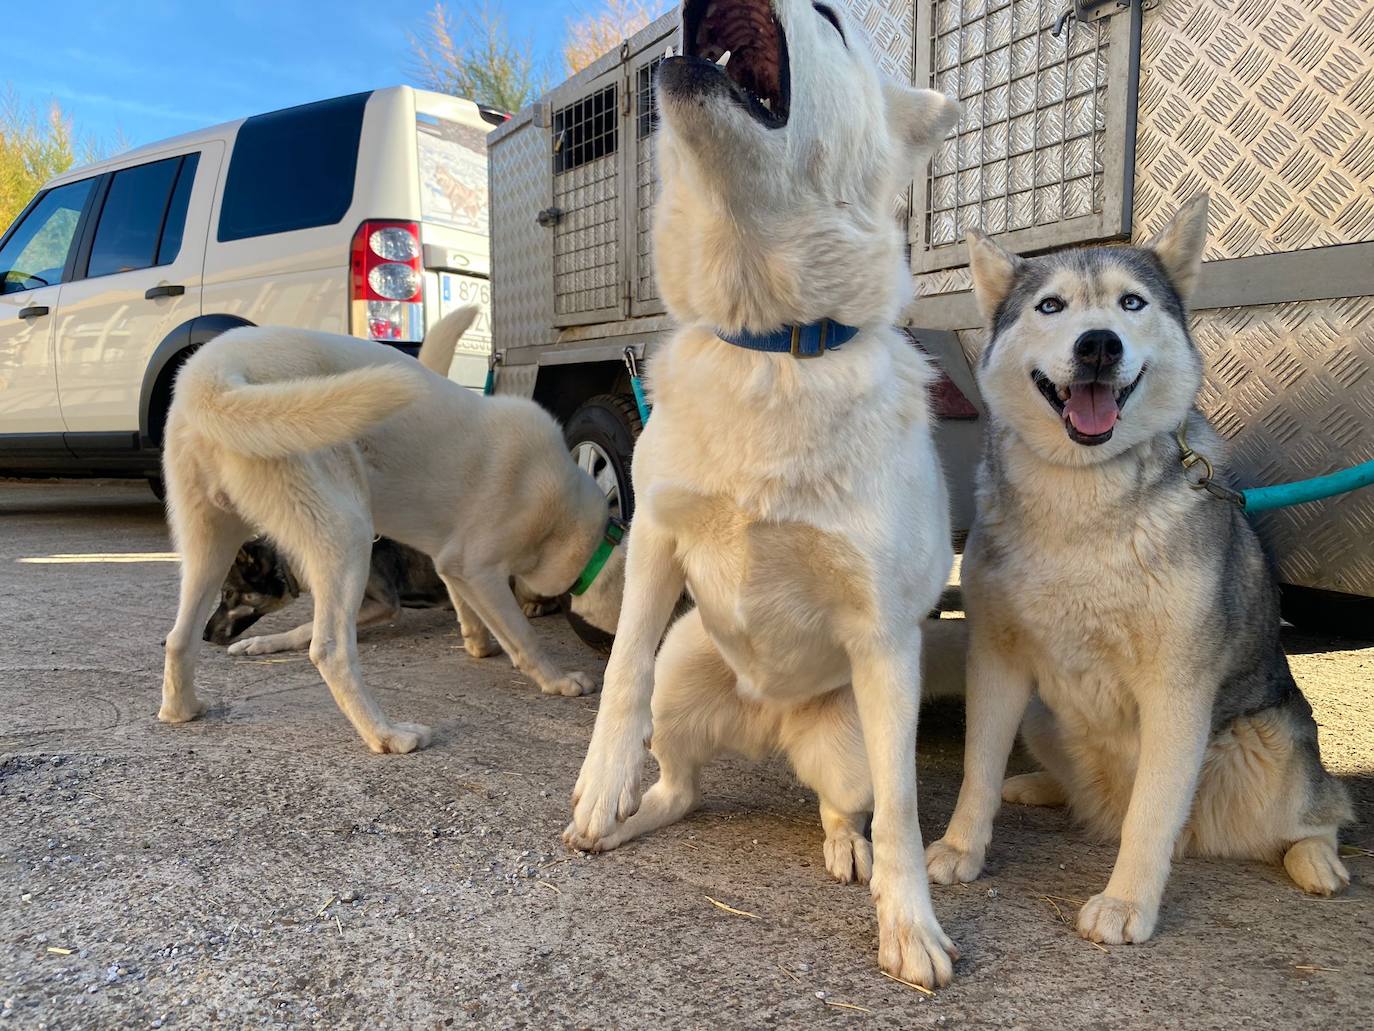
536;207;564;228
1053;0;1152;36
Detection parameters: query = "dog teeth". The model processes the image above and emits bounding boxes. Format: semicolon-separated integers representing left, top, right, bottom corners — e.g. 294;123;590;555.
716;49;731;67
1058;386;1070;401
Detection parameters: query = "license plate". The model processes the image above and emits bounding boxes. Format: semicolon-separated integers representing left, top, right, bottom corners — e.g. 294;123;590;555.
438;273;492;357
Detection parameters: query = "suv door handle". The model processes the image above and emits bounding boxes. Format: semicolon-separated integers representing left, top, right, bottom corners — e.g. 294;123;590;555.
18;305;49;319
145;284;185;300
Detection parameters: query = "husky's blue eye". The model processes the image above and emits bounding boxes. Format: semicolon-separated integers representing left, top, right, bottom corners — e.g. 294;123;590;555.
1121;293;1147;311
1035;297;1065;315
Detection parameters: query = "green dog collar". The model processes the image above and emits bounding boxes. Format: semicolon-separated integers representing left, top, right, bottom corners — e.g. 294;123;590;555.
569;517;626;596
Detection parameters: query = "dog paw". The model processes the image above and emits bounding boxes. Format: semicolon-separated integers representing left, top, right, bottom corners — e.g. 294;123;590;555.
367;722;433;755
566;742;644;848
824;829;872;885
1284;837;1350;896
561;820;624;853
463;634;501;659
544;671;598;697
227;635;286;657
925;838;984;885
1076;893;1155;944
521;599;559;619
157;697;205;724
876;903;958;989
1002;771;1067;807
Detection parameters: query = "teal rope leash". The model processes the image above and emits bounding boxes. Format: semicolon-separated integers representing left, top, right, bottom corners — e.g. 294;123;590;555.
1177;421;1374;512
1243;459;1374;513
623;347;652;424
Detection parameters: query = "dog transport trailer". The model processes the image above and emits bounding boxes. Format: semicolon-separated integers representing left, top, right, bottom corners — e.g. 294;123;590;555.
487;0;1374;631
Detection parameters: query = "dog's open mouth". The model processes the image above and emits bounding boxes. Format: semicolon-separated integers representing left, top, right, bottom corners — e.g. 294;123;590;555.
1032;368;1144;446
682;0;791;128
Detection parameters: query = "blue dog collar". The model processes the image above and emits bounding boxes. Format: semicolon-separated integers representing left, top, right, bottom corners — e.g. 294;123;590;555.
716;318;860;358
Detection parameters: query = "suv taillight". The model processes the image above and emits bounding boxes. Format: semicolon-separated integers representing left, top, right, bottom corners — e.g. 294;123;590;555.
350;220;424;343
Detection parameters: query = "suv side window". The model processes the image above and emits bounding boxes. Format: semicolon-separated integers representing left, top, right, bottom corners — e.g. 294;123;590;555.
155;155;199;265
86;155;199;278
217;92;370;243
0;178;96;295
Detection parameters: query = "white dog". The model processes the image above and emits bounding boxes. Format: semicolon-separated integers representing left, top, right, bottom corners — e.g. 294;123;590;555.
564;0;962;988
158;307;610;753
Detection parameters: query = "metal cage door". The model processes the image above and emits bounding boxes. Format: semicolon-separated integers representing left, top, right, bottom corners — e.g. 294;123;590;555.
549;66;627;327
624;31;675;318
911;0;1142;271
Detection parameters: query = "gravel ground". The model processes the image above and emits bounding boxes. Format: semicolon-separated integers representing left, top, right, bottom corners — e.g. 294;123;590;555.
1;480;1370;1030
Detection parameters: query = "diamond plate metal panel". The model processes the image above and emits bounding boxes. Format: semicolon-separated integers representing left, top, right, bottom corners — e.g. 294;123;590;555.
489;115;553;351
850;0;916;79
1194;298;1374;596
915;266;975;295
1132;0;1374;258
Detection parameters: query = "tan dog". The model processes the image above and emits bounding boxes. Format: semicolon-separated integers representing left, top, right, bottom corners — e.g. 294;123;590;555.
158;306;608;753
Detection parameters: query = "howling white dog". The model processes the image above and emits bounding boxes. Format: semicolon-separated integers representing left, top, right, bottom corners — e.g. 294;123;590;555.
563;0;961;988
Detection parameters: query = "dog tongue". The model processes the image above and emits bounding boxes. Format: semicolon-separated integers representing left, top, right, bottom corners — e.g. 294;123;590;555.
1064;382;1119;437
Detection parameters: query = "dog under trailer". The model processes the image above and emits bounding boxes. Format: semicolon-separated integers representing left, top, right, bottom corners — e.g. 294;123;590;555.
487;0;1374;634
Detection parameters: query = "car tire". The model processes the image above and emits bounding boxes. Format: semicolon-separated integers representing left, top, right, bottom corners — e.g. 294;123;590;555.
564;393;641;522
1281;585;1374;642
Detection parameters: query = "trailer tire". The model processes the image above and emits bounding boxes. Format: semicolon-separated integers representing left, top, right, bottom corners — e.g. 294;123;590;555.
565;393;641;522
1281;585;1374;642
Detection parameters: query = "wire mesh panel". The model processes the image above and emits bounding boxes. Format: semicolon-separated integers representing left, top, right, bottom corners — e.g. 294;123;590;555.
912;0;1139;271
634;56;664;308
552;82;622;323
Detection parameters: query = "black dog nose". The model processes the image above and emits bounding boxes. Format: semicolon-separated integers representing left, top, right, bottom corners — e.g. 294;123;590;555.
1073;329;1123;369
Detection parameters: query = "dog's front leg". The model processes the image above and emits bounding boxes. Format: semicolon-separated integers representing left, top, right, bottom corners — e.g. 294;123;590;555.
440;569;591;694
926;637;1034;884
850;637;958;989
1077;675;1210;944
447;590;500;658
565;518;684;850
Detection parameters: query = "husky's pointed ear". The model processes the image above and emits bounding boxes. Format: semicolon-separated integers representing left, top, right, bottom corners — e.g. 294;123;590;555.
883;84;960;162
1150;194;1209;302
967;230;1022;326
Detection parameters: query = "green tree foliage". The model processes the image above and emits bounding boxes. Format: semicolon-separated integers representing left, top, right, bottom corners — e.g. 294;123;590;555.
409;2;545;115
0;89;88;236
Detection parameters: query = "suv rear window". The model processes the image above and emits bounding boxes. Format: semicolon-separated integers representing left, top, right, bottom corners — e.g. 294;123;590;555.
217;92;371;243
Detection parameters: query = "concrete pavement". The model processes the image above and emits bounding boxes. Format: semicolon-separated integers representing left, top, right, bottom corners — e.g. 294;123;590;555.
1;480;1370;1029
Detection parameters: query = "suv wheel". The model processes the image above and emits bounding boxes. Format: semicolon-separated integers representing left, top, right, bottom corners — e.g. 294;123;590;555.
564;393;641;521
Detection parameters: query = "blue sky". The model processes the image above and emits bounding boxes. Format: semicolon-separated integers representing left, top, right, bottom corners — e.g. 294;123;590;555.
0;0;580;151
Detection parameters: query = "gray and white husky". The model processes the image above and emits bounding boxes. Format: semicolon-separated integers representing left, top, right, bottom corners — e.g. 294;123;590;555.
925;195;1352;946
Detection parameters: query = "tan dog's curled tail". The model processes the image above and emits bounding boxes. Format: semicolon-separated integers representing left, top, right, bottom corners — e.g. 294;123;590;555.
417;303;481;375
176;364;424;458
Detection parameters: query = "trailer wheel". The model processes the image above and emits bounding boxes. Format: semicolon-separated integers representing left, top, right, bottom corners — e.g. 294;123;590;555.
565;393;641;522
1281;585;1374;642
